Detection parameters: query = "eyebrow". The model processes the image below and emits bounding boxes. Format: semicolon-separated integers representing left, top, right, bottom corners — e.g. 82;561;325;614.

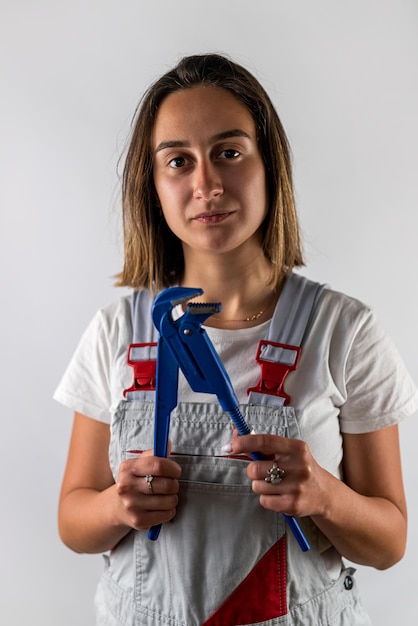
154;129;251;153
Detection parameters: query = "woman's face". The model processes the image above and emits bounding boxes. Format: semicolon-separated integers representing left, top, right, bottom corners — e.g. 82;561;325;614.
152;85;268;258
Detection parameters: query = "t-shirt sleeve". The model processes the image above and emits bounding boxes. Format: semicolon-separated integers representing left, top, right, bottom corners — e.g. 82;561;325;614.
339;307;418;433
53;310;114;423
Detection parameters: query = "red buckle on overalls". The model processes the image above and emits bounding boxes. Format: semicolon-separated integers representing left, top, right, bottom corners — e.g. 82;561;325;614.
123;342;157;396
247;340;301;405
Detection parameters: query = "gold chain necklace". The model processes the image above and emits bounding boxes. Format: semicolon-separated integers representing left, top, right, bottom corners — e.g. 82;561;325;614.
211;294;275;323
214;308;267;323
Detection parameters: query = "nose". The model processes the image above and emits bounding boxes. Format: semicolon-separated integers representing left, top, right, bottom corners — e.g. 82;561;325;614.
193;160;223;201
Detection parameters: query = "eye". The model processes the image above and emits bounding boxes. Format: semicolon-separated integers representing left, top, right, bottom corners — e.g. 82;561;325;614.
168;156;187;169
219;149;240;159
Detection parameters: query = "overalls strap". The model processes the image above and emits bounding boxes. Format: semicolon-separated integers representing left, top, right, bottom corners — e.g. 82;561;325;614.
124;290;159;400
267;273;326;346
248;273;326;407
131;288;158;343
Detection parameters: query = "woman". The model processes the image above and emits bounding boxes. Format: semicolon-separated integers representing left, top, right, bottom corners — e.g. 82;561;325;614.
56;54;418;625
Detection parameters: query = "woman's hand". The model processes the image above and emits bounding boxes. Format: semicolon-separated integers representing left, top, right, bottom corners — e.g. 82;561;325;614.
227;433;328;519
116;451;182;531
59;412;182;554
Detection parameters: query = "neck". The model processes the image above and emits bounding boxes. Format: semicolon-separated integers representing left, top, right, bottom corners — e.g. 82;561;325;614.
180;247;283;329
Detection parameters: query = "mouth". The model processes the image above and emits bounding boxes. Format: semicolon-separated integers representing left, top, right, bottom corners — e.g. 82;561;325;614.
192;211;233;224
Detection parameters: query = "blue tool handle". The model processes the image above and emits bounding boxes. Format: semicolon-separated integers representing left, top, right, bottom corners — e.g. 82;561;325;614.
148;525;162;541
284;515;310;552
227;406;252;437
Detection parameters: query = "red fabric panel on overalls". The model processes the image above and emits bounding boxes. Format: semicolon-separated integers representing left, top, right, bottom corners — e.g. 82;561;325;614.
203;538;287;625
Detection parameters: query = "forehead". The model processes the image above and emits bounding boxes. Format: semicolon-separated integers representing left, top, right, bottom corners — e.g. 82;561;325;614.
152;85;256;145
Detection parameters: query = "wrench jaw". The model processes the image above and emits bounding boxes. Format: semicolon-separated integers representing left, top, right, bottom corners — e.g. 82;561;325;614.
152;288;222;400
184;302;221;327
179;303;222;334
152;286;223;335
152;287;204;331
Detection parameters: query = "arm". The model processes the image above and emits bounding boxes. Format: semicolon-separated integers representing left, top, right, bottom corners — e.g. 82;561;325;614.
229;424;407;570
58;412;182;554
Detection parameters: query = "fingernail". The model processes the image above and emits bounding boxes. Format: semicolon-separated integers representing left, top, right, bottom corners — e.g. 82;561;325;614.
221;442;233;453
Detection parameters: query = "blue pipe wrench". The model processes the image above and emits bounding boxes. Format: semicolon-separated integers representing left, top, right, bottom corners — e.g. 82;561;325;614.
148;286;310;552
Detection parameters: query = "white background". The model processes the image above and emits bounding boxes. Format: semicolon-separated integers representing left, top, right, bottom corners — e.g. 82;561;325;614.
1;1;417;624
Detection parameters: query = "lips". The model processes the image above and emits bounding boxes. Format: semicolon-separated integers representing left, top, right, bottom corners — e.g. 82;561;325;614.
192;211;233;224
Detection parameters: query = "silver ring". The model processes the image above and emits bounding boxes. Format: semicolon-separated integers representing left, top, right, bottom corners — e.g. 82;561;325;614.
265;460;285;485
144;475;154;494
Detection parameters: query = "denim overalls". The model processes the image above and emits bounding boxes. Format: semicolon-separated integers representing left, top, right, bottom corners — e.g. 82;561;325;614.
95;274;372;625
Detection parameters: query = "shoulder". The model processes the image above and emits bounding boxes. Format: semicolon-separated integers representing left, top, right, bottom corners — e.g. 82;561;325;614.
286;272;373;332
74;293;135;367
93;287;161;354
95;293;133;331
313;285;375;339
304;282;391;374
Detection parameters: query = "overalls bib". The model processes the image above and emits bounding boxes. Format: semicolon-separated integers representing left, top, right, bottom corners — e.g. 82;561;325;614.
95;274;372;626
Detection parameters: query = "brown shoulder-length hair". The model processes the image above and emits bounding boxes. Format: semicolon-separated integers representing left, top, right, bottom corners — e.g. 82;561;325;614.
116;53;304;291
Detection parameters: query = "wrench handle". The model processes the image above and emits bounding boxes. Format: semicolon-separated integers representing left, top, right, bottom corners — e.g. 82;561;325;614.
148;525;162;541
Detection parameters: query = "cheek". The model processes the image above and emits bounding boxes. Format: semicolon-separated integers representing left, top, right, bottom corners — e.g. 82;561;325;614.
153;173;168;205
242;169;269;216
155;177;187;211
158;187;187;234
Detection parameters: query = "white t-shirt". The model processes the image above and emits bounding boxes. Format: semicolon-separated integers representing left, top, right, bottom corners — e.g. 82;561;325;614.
54;285;418;479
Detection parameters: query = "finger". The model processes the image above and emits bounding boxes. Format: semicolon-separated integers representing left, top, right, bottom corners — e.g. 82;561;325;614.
258;493;296;515
141;508;177;528
117;470;180;497
247;458;287;482
229;433;291;457
125;500;179;531
232;435;310;466
250;473;300;516
142;493;179;511
122;455;182;480
140;474;180;496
